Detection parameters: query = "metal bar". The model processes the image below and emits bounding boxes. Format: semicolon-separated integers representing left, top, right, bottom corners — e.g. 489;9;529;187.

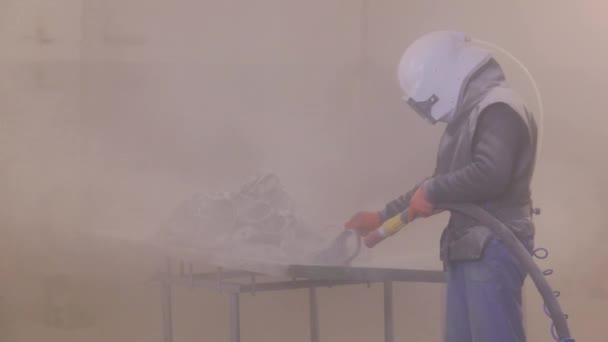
165;276;242;293
160;271;444;293
309;287;319;342
161;259;173;342
165;277;371;293
161;280;173;342
384;281;394;342
150;270;257;283
286;265;446;284
153;267;446;285
238;279;366;293
230;293;240;342
203;270;257;280
166;277;430;293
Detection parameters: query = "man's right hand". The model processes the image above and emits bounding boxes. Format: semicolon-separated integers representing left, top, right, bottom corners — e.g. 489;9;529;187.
344;211;382;236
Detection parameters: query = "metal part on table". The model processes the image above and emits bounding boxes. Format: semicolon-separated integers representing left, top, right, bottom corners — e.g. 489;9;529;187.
156;172;361;267
312;230;361;266
158;260;446;342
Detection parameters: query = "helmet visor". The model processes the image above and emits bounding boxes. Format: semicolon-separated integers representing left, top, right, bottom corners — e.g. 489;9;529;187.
402;94;439;124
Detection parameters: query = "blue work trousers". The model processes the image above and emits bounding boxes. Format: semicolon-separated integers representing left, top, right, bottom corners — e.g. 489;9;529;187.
445;239;527;342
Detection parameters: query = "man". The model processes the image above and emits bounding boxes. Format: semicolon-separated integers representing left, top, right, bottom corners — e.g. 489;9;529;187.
345;31;537;342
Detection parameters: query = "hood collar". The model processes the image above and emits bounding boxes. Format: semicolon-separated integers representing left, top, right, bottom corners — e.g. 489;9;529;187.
445;58;507;124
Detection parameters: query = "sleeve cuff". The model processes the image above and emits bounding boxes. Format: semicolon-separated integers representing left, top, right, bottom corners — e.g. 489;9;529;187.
378;209;389;223
423;178;439;205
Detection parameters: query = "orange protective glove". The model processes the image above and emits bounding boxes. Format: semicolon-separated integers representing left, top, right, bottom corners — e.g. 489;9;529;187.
344;211;382;236
406;185;434;222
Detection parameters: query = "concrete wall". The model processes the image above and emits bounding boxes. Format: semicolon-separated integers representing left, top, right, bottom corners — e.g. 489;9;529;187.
1;0;607;341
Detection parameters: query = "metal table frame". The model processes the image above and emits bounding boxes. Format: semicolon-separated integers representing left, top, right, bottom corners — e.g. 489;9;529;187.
158;260;446;342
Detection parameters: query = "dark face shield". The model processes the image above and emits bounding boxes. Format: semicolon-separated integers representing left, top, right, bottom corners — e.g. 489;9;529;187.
403;94;440;125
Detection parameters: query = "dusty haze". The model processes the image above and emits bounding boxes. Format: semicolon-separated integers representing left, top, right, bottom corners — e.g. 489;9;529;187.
1;0;606;341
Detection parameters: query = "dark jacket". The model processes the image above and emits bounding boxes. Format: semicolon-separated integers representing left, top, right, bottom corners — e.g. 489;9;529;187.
381;59;537;262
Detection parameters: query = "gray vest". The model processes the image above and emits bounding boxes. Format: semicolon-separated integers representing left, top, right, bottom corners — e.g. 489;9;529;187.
438;86;538;262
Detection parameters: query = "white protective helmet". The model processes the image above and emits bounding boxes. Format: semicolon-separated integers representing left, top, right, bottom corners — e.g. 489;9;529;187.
398;31;492;124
